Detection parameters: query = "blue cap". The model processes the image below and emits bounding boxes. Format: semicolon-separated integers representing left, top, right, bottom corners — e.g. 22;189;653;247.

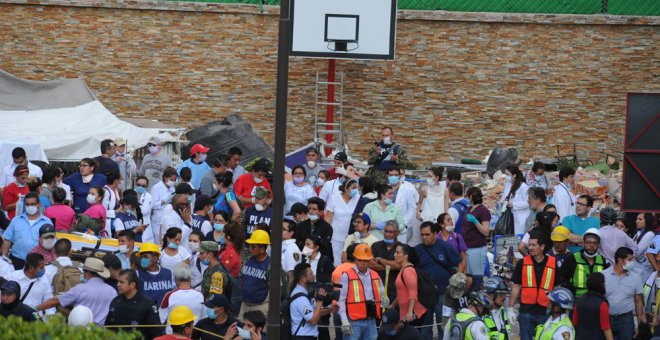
0;280;21;295
354;212;371;226
204;294;231;310
39;224;56;236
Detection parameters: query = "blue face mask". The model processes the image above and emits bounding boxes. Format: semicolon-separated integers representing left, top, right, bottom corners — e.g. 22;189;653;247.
80;274;87;283
384;238;395;245
135;186;146;194
188;196;193;204
359;232;367;238
349;188;359;198
36;269;46;278
214;223;225;231
206;308;217;319
384;198;393;205
201;258;210;266
140;257;151;268
387;176;400;186
338;178;345;184
218;235;225;245
168;242;178;250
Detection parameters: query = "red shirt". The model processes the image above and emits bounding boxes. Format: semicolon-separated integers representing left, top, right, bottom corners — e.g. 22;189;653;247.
29;243;57;264
83;203;106;220
154;335;190;340
572;298;611;330
45;204;77;231
2;183;29;219
219;243;241;277
233;173;272;209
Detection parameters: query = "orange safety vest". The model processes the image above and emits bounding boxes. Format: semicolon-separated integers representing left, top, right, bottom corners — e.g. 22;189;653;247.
345;267;382;321
521;255;556;307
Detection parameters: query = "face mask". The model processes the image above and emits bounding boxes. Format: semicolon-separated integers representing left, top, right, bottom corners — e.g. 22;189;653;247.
583;250;597;258
126;209;136;217
400;176;406;184
140;257;151;268
187;196;193;204
82;174;94;182
214;223;225;231
253;176;263;184
427;178;435;187
25;206;38;216
383;137;392;144
16;182;26;188
388;176;400;186
623;260;635;271
315;178;325;187
115;152;125;158
505;175;512;182
80;274;87;284
167;242;178;250
445;225;455;233
302;246;314;257
37;269;46;278
148;146;158;154
237;327;252;339
349;188;359;198
166;180;176;187
309;214;319;221
359;232;367;238
218;235;225;245
293;176;305;184
200;154;207;162
384;238;395;245
337;177;345;185
189;242;200;252
135;186;146;194
566;184;572;190
42;238;57;250
212;184;219;191
384;198;393;205
206;308;217;319
118;244;129;253
255;204;265;211
201;258;210;266
307;160;316;168
86;194;97;204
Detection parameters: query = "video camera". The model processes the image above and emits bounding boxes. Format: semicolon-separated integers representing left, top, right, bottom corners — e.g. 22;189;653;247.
308;282;342;301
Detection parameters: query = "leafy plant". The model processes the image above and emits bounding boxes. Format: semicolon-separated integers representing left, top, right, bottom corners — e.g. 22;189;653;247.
0;315;140;339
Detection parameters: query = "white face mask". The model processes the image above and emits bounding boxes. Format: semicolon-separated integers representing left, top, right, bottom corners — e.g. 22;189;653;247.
86;194;97;204
427;178;435;187
445;225;455;233
42;238;57;250
189;242;200;252
307;160;316;168
383;137;392;144
166;180;176;187
623;260;635;271
148;146;158;154
213;184;219;191
25;206;39;216
302;246;314;257
315;178;325;187
255;204;265;212
118;244;129;253
309;214;319;221
253;176;263;184
82;174;94;183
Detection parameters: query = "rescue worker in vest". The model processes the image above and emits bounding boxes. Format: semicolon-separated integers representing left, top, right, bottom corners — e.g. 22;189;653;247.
559;228;605;299
510;230;561;340
534;287;575;340
155;305;197;340
443;291;491;340
338;243;385;340
483;276;511;340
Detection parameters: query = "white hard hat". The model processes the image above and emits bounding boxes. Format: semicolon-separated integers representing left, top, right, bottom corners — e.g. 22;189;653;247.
583;228;601;240
68;305;94;328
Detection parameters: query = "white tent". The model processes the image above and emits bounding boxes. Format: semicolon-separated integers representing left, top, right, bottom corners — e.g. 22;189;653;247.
0;70;177;162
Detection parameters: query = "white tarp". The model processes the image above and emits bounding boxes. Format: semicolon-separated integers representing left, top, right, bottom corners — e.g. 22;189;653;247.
0;70;176;161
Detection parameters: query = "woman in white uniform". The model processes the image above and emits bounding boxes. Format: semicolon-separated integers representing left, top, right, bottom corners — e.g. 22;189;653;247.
324;178;360;266
499;165;530;235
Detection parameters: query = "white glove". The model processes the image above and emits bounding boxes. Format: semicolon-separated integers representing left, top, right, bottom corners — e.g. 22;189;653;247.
507;307;518;325
341;320;353;336
335;166;347;176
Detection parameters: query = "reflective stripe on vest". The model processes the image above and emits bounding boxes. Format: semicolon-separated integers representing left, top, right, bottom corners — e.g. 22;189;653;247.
450;312;479;340
534;315;574;340
345;268;382;320
483;308;510;340
521;255;556;307
572;252;604;297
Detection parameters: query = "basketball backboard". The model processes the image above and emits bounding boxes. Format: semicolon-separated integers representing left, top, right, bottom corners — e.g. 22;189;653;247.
290;0;397;60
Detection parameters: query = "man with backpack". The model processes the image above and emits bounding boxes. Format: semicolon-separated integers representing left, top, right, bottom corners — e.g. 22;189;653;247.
287;262;336;339
447;183;470;234
443;291;491;340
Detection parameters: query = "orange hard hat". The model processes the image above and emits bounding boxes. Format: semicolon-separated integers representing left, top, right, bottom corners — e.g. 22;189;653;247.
353;243;373;261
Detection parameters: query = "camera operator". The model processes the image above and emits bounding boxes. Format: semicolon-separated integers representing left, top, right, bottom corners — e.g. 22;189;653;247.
290;262;338;339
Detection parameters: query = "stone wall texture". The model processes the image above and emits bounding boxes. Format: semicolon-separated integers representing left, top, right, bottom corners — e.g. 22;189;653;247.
1;0;659;166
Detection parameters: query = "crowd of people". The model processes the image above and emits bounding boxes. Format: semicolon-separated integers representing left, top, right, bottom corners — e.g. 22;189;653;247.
0;126;657;340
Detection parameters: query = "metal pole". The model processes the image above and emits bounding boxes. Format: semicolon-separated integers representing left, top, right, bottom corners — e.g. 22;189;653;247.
325;59;336;156
267;0;290;336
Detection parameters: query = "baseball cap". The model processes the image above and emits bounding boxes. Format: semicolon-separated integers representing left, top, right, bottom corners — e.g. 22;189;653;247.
334;152;348;162
190;144;210;155
205;294;231;310
551;226;570;242
287;202;308;216
200;241;219;253
254;186;271;199
380;309;400;334
252;158;271;173
39;224;56;238
354;212;371;226
0;281;21;296
448;273;468;299
148;136;160;145
114;137;126;147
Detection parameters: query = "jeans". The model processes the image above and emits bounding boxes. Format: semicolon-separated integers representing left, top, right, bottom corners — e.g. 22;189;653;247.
610;312;634;340
333;313;343;340
345;319;377;340
466;246;487;275
422;293;445;339
519;312;547;340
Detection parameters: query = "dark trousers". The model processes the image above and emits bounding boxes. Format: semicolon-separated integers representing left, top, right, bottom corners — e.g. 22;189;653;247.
610;312;634;340
9;254;24;270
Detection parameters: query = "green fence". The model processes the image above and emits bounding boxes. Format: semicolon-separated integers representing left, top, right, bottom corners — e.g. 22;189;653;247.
176;0;660;16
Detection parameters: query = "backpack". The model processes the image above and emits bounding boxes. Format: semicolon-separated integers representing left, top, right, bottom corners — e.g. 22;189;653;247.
73;214;105;236
280;292;308;340
52;261;82;316
401;266;440;310
448;315;479;340
453;200;469;232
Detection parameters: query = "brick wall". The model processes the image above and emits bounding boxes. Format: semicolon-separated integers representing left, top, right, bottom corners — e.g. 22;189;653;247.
1;0;659;166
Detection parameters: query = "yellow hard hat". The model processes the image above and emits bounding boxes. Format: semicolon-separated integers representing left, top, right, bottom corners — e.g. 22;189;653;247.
353;243;373;261
136;242;161;256
551;226;571;242
246;230;271;245
168;305;196;326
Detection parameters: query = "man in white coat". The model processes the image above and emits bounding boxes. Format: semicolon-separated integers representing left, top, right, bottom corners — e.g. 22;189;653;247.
150;167;178;244
387;166;419;244
553;167;576;223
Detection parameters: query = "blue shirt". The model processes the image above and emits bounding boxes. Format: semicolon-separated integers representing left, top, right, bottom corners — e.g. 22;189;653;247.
241;255;270;304
415;239;462;294
177;159;210;189
563;215;600;253
451;198;471;234
138;267;175;306
290;284;318;336
244;207;273;239
63;173;107;213
3;213;52;260
213;191;237;216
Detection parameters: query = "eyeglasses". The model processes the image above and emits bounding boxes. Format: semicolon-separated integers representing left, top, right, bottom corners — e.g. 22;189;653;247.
79;164;91;168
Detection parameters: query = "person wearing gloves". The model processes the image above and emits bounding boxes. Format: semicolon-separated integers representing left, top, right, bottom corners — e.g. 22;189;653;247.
341;213;379;263
483;276;512;340
559;228;605;299
150;167;178;245
462;187;491;276
443;291;491;340
499;165;531;235
361;184;405;241
28;224;58;264
534;287;575;339
338;243;385;340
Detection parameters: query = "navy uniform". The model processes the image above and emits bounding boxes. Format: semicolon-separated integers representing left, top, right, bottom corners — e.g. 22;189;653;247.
290;284;319;339
105;290;163;339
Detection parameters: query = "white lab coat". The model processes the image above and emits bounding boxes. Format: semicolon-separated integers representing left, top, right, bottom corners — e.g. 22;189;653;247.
553;182;576;223
160;204;191;250
319;178;342;204
501;182;531;235
102;184;119;237
394;181;419;243
139;191;154;243
150;181;174;244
